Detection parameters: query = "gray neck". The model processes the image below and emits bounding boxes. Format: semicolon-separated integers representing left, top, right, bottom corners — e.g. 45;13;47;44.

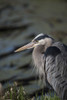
32;45;45;79
32;45;45;67
32;38;54;79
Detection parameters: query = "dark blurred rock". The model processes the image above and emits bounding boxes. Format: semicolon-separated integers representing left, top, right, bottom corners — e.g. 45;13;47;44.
50;31;67;43
0;83;3;96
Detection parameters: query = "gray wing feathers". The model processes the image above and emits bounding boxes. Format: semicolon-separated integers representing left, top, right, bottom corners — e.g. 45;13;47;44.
45;42;67;100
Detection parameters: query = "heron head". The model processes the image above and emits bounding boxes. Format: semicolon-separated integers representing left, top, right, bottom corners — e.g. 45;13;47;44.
15;33;53;52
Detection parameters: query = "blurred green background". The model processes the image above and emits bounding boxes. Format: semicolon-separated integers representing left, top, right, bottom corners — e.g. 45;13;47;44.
0;0;67;96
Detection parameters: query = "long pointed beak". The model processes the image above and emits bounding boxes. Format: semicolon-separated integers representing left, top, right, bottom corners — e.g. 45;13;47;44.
14;42;35;52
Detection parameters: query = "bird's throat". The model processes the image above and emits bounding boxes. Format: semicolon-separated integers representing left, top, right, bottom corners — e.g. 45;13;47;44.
32;45;44;67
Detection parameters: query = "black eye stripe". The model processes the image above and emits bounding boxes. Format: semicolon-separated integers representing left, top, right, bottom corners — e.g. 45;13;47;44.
34;35;49;41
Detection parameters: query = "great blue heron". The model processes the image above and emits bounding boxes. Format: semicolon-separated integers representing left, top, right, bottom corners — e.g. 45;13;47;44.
15;33;67;100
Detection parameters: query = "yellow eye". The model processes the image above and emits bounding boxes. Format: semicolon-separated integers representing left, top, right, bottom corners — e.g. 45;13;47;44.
35;40;38;42
32;40;38;43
